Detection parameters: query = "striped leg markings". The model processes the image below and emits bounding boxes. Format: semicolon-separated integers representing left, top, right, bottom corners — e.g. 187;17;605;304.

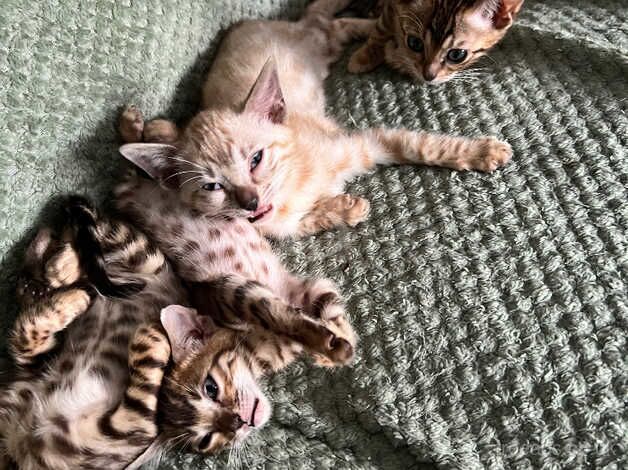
189;276;354;365
98;324;170;443
10;288;91;365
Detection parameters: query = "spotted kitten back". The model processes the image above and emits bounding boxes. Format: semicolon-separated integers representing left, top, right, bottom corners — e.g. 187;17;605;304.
119;0;513;240
348;0;524;83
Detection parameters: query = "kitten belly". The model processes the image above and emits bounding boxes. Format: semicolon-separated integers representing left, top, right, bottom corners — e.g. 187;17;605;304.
169;216;287;289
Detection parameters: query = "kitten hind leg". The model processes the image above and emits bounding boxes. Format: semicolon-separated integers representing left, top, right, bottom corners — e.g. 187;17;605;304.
119;106;180;144
11;229;90;365
298;194;370;236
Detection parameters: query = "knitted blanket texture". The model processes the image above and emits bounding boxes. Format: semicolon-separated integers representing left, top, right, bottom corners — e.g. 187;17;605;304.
0;0;626;468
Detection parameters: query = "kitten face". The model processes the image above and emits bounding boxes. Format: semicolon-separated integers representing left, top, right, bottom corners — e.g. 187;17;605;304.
119;59;288;224
159;306;271;455
174;109;288;222
387;0;523;84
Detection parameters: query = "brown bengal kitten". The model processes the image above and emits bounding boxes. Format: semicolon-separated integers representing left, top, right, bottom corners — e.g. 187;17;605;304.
119;0;513;240
0;199;352;469
348;0;524;84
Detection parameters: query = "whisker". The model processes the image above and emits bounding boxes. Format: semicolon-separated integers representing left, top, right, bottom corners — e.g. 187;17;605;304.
163;169;204;183
166;155;207;171
399;14;423;32
180;175;205;188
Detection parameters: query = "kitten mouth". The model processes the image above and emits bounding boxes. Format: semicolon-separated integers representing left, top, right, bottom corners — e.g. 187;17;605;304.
248;204;272;223
249;398;259;427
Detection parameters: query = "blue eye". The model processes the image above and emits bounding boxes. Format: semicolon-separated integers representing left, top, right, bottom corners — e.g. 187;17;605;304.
204;376;218;400
202;182;223;191
447;48;468;63
250;150;263;171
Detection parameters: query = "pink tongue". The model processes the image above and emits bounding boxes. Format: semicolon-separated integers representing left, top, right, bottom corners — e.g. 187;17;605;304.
251;204;271;218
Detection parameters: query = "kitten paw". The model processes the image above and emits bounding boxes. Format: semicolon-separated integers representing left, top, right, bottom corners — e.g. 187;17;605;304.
56;289;91;326
464;138;513;172
143;119;180;144
119;105;145;143
45;243;81;288
339;194;370;226
317;332;354;366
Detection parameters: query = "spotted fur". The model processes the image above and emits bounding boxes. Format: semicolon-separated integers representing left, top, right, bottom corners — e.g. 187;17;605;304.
1;197;355;468
1;199;185;469
348;0;524;83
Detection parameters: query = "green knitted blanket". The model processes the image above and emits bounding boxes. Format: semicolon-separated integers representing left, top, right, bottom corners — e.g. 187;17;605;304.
1;0;626;468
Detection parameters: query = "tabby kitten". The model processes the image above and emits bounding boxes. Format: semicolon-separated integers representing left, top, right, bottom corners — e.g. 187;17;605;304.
119;0;513;240
348;0;524;83
1;199;350;469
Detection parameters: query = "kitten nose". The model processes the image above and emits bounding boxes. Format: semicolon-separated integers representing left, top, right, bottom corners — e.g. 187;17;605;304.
233;415;246;430
216;412;246;433
245;198;258;212
423;64;439;82
234;187;259;211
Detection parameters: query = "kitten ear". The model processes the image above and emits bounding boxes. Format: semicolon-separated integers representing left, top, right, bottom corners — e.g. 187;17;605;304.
118;143;178;188
244;57;286;124
467;0;524;30
160;305;215;363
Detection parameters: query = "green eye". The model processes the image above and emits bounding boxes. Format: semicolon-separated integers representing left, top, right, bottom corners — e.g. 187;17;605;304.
447;48;468;63
407;35;424;53
202;182;223;191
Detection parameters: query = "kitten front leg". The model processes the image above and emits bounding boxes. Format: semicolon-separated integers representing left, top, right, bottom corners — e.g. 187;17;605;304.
298;194;370;236
188;276;354;366
354;128;513;172
98;324;169;448
348;37;386;73
347;9;389;73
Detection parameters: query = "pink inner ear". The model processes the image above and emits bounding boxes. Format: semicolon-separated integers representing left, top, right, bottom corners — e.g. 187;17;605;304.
244;58;286;124
466;1;497;30
467;0;522;30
